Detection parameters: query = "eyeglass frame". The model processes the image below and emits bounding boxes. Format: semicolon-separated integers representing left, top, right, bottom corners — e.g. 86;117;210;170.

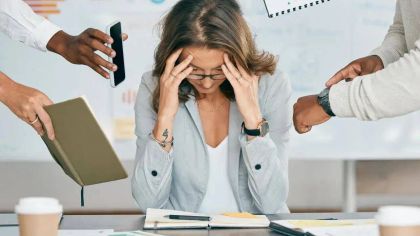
186;73;226;80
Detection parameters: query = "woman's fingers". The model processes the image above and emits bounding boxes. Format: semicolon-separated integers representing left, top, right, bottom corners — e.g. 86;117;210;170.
35;105;55;140
172;55;193;76
223;54;242;79
163;48;184;79
221;64;239;89
28;114;44;136
174;66;194;87
235;60;252;81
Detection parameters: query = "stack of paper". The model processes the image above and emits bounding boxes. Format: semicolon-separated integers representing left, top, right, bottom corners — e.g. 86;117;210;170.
271;219;379;236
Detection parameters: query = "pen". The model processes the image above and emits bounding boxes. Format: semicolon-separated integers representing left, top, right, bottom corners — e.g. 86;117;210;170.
269;222;316;236
166;214;211;221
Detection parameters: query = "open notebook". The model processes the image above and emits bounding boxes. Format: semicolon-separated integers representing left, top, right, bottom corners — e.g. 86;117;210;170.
263;0;331;18
270;219;378;236
143;208;270;229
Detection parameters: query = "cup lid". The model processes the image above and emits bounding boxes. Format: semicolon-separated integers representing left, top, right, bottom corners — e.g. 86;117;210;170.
15;197;63;214
376;206;420;226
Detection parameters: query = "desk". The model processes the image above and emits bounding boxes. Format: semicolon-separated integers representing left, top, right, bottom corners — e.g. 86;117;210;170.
0;212;375;236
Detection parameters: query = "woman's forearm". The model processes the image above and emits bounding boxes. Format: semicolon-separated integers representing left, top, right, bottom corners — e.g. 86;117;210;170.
0;72;13;103
153;116;174;152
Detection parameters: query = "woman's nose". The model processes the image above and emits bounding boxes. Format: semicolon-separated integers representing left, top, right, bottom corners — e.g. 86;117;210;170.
201;77;214;88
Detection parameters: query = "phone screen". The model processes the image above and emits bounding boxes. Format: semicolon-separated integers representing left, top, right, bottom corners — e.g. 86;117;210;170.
110;22;125;86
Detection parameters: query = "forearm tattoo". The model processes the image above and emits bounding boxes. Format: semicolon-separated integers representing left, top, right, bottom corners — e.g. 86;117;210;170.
162;129;169;142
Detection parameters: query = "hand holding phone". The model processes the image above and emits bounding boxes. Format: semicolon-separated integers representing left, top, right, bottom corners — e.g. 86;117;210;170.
106;21;126;87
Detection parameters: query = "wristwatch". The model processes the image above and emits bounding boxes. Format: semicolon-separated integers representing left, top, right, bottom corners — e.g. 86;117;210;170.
242;119;269;137
317;88;335;117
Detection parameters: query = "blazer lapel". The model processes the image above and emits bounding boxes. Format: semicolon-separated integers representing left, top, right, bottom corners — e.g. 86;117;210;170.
227;102;243;208
184;98;206;148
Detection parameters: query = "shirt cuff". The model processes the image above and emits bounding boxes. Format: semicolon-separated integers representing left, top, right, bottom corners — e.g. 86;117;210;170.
32;19;62;51
329;81;355;117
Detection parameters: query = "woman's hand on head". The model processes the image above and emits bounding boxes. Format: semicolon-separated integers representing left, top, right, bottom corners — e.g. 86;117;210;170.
157;48;194;122
221;54;263;129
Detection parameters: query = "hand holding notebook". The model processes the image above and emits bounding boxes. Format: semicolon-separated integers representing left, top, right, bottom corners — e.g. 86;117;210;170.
41;97;127;206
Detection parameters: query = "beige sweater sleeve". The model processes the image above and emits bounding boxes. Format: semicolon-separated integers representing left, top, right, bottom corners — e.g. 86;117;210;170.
329;39;420;120
370;1;408;67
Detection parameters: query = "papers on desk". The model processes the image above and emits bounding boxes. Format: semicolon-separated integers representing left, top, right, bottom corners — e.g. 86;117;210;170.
307;225;379;236
58;230;163;236
271;219;379;236
59;229;114;236
144;208;270;229
276;219;376;228
108;231;164;236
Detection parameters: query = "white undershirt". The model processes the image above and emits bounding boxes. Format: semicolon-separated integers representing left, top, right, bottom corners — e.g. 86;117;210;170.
198;137;239;214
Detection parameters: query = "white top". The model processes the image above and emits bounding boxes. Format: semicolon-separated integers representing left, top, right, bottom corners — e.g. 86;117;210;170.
330;0;420;120
198;137;239;214
0;0;61;51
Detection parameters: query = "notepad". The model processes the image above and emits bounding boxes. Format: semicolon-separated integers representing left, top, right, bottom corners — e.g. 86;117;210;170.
143;208;270;229
263;0;331;18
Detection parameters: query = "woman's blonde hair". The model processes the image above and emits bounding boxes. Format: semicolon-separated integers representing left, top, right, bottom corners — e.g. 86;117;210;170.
152;0;277;112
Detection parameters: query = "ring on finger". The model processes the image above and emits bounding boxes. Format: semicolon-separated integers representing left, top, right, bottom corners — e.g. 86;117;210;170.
29;115;39;125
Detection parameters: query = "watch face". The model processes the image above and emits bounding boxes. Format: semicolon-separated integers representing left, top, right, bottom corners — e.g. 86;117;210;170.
261;122;269;137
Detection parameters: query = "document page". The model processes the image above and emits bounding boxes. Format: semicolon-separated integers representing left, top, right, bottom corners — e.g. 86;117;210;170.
264;0;319;16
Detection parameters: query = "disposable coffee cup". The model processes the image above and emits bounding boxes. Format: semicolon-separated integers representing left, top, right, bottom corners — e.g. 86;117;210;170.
15;197;63;236
376;205;420;236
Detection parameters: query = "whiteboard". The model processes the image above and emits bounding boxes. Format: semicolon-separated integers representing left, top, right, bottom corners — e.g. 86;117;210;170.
1;0;417;161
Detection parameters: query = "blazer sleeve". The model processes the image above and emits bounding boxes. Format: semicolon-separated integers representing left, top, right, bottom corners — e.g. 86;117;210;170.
239;71;292;214
131;73;174;212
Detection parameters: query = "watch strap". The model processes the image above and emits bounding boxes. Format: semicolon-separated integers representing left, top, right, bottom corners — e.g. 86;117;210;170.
318;88;336;117
242;122;261;136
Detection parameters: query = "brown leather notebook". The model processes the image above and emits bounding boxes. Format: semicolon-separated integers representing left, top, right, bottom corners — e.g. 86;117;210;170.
41;97;127;205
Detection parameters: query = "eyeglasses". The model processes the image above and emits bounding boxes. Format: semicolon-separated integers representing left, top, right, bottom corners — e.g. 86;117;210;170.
186;74;226;80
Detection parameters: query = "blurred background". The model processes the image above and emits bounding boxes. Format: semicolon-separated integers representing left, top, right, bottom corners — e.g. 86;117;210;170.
1;0;419;213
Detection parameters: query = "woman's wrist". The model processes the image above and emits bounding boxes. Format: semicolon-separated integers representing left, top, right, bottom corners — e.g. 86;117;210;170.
243;114;263;130
153;118;173;141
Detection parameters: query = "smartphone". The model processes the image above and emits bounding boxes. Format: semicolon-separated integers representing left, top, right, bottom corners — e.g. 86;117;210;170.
106;21;126;87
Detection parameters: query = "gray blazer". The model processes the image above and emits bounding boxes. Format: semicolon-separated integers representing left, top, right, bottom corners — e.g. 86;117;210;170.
132;69;292;214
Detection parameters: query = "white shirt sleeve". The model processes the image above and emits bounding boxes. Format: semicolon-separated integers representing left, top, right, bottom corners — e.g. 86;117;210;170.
0;0;62;51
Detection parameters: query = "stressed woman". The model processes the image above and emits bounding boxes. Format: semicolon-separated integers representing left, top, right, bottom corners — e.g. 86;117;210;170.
132;0;292;214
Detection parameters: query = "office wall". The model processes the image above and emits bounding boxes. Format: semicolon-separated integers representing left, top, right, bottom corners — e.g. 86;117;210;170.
0;160;343;213
2;160;420;213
